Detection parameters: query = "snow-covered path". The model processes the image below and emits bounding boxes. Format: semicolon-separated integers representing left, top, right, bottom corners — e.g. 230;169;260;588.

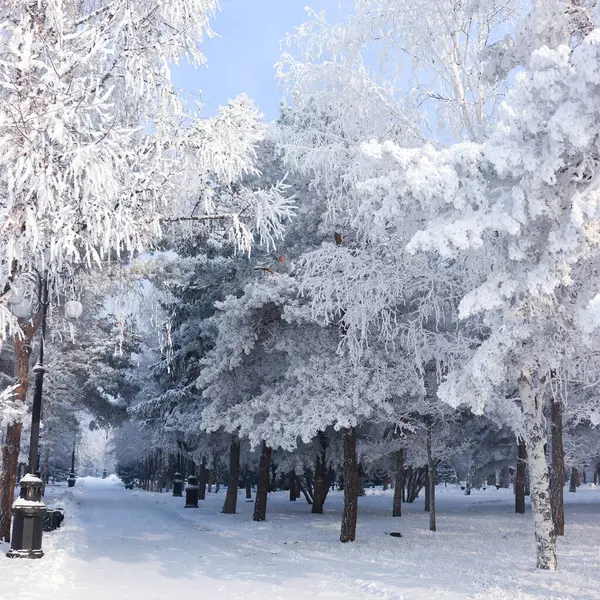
68;479;381;600
2;477;600;600
2;477;394;600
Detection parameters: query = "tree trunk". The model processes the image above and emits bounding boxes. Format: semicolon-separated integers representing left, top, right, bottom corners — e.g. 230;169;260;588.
357;465;365;497
405;466;428;502
297;475;313;504
392;449;404;517
0;320;36;542
245;473;252;499
402;473;406;502
253;442;271;521
222;437;240;514
424;472;430;512
269;462;277;493
340;427;358;543
429;465;436;532
312;435;327;514
0;423;22;542
289;470;297;501
518;371;557;570
198;461;208;500
515;439;526;514
550;397;565;535
426;418;436;531
569;467;578;493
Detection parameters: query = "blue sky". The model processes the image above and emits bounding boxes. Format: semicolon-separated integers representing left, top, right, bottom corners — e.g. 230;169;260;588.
172;1;351;122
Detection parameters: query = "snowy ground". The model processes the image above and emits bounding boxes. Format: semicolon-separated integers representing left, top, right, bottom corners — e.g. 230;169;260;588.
1;477;599;600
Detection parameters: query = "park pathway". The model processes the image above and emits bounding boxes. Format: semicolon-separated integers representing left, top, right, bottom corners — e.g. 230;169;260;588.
1;476;385;600
4;476;600;600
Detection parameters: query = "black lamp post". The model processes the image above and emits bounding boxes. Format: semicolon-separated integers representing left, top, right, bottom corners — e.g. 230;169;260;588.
7;275;48;559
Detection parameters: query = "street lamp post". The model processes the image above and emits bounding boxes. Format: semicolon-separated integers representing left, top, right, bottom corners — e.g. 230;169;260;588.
7;275;48;559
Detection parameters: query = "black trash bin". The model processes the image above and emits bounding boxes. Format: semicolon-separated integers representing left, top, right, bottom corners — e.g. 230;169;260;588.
43;508;65;532
6;474;46;558
185;476;199;508
172;473;183;497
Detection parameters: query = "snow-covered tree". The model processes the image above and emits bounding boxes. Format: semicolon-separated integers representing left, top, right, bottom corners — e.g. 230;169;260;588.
350;0;600;570
272;0;523;542
0;0;293;542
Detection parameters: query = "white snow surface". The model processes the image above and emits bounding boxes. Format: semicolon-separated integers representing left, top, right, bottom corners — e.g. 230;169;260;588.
1;477;599;600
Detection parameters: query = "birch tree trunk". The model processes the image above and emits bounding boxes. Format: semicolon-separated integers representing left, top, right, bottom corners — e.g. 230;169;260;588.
518;371;557;570
423;364;437;530
340;427;358;543
550;397;565;535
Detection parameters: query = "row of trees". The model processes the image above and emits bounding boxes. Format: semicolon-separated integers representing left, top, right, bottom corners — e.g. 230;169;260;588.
2;0;600;574
124;0;600;572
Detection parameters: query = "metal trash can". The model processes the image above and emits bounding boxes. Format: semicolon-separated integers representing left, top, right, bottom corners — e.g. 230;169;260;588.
172;473;183;497
43;508;65;532
6;474;46;559
185;475;199;508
